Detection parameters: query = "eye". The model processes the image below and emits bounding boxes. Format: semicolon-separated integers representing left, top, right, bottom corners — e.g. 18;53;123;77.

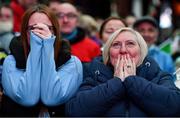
111;42;121;49
148;28;156;33
126;41;136;47
104;30;114;34
67;13;77;19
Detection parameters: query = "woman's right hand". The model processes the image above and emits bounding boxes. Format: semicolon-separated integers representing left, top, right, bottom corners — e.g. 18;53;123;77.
114;55;124;81
31;23;53;39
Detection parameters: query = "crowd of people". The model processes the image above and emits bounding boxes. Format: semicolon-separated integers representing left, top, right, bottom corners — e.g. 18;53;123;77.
0;0;180;117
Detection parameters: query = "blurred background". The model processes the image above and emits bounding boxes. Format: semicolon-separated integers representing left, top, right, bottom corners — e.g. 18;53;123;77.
1;0;179;44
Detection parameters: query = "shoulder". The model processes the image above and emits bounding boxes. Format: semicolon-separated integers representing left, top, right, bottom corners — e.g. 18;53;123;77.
56;39;71;68
69;56;82;65
159;51;172;57
143;56;158;64
154;49;172;59
140;56;160;70
58;56;82;72
3;55;16;65
88;56;113;76
137;56;161;78
83;37;100;47
157;51;174;64
3;55;17;70
90;56;104;67
9;36;22;53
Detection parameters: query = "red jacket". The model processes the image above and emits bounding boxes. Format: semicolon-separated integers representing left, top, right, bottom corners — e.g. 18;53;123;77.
10;0;25;33
64;27;101;62
71;36;101;62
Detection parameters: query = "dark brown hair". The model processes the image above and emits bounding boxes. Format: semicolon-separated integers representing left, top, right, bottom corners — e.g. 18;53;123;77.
99;17;127;39
20;4;61;64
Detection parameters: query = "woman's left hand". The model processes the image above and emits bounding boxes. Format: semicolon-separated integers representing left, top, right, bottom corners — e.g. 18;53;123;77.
31;23;52;39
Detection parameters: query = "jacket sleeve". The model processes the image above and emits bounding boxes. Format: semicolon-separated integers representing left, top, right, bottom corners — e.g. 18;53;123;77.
124;72;180;116
2;32;42;106
66;76;125;116
40;37;83;106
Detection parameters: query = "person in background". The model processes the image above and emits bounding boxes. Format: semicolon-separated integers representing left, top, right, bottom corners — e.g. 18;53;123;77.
54;2;101;63
99;17;127;50
133;16;175;75
172;29;180;63
0;4;14;54
125;15;137;27
10;0;38;33
48;0;63;13
78;14;102;47
1;4;82;117
66;27;180;117
0;4;14;108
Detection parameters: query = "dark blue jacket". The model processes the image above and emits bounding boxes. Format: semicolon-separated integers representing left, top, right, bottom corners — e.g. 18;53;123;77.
66;56;180;117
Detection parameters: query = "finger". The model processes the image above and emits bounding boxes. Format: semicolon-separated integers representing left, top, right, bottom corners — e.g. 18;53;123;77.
34;23;48;30
124;54;134;77
120;55;125;81
33;28;52;38
122;55;127;69
121;55;125;70
34;23;52;35
132;57;136;75
114;55;120;77
32;30;47;39
127;54;132;65
119;55;124;76
125;54;129;67
115;55;120;70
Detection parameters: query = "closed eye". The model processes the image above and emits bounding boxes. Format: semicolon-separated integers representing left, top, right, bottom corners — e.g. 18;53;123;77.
126;41;136;47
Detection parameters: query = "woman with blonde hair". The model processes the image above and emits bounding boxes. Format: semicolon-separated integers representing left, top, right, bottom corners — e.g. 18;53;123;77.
66;27;180;117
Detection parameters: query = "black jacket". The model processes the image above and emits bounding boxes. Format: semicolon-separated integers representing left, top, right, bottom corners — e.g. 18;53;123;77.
66;56;180;117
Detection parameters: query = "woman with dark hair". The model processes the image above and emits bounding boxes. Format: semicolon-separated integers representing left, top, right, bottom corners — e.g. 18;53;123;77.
1;4;82;117
99;17;127;51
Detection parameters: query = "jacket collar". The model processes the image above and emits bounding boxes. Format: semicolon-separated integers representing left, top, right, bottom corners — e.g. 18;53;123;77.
61;27;86;44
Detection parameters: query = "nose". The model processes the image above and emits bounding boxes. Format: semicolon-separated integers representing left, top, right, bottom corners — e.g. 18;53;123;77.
62;16;69;22
119;44;128;54
141;30;149;37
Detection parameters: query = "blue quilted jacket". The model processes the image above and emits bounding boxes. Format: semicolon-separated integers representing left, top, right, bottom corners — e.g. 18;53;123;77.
66;56;180;117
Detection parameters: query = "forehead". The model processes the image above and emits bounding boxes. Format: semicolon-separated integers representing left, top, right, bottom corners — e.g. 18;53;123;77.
114;31;137;42
137;22;156;29
104;20;125;29
28;12;52;25
57;3;77;13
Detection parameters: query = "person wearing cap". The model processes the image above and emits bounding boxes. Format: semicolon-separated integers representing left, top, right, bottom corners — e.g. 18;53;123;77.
133;16;175;77
66;28;180;117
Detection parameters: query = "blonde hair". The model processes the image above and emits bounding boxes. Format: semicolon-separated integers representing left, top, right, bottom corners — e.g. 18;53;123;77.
103;27;148;67
79;14;98;36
